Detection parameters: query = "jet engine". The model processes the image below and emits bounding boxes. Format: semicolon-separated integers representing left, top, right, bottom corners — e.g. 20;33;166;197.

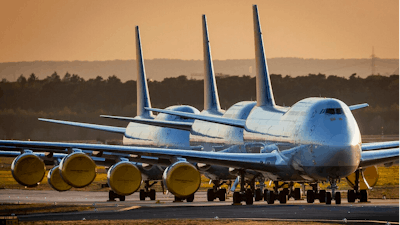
107;161;142;196
346;166;379;190
163;161;201;198
11;153;45;187
59;152;96;188
48;165;72;191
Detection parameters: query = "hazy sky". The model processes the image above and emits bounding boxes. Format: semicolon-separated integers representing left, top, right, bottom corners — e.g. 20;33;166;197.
0;0;398;62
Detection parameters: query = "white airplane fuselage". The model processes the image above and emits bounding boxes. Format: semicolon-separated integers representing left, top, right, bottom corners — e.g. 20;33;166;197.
188;97;361;182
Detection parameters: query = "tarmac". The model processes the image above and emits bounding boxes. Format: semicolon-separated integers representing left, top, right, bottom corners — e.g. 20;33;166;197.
1;189;399;223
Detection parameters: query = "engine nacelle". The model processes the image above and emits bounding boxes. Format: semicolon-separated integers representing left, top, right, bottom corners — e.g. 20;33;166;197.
48;165;72;191
163;161;201;198
59;152;96;188
107;161;142;196
346;166;379;190
11;153;45;187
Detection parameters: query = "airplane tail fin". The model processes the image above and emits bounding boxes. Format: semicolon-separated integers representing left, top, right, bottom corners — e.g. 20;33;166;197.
135;26;153;118
202;15;222;114
253;5;275;107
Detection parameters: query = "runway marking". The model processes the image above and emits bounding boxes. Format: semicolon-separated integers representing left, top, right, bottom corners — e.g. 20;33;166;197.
118;206;141;211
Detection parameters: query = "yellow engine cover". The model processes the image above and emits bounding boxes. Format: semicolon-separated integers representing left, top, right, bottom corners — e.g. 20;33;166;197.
107;161;142;196
11;153;45;187
346;166;379;190
48;166;72;191
59;152;96;188
163;161;201;198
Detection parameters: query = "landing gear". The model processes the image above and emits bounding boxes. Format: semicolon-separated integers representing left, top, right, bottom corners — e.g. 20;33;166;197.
232;170;256;205
254;188;263;201
264;182;301;204
346;169;369;203
207;180;227;201
305;183;329;204
174;193;195;202
325;179;341;205
139;180;156;201
108;190;125;201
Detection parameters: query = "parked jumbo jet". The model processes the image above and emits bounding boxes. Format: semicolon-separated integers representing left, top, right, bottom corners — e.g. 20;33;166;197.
0;5;398;206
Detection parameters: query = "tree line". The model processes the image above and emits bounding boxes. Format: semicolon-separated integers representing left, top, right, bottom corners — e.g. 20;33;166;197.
0;72;398;141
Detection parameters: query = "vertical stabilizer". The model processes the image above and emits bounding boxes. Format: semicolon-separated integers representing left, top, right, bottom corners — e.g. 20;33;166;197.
202;15;222;114
253;5;275;107
135;26;153;118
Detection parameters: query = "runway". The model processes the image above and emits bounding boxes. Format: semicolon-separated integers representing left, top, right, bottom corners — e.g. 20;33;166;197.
1;189;399;223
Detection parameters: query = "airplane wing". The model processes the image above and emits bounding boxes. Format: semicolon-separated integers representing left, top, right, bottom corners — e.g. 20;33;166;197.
362;141;399;151
349;103;369;111
0;140;284;173
1;140;398;175
38;118;126;134
145;107;246;129
100;115;193;131
359;148;399;168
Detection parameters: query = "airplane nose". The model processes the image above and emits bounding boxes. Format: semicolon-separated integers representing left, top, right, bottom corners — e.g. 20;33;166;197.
327;134;361;178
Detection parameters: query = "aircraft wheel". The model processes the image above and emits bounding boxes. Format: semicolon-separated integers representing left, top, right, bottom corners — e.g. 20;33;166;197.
186;193;194;202
207;189;214;201
218;189;226;201
293;188;301;200
360;190;368;202
279;191;287;204
233;192;241;204
266;190;275;204
139;189;146;201
119;195;125;201
149;189;156;200
245;189;254;205
319;190;326;203
335;192;341;204
109;190;116;201
306;190;314;203
325;192;332;205
174;196;183;202
347;190;356;203
254;188;263;201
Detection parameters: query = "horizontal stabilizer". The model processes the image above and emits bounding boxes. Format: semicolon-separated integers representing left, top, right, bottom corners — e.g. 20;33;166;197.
349;103;369;111
362;141;399;151
360;148;399;168
145;107;246;129
38;118;126;134
100;115;193;131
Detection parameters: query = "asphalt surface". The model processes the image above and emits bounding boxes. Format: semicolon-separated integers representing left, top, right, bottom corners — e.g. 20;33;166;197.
1;189;398;223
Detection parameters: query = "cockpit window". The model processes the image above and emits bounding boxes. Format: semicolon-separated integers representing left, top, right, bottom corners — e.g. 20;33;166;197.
335;108;343;114
325;108;336;114
323;108;343;115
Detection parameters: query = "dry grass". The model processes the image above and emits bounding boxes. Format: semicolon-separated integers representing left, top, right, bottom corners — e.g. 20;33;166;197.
19;219;345;225
0;203;92;216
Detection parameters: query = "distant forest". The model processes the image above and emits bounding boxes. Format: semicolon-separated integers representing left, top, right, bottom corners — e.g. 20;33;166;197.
0;72;398;141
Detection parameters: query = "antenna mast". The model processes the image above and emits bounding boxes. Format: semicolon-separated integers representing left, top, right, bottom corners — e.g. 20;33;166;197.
371;47;376;75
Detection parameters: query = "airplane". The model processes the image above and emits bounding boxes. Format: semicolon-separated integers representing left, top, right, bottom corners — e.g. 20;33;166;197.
0;5;398;206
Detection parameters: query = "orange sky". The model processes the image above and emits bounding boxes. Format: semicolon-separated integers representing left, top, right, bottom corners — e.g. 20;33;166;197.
0;0;398;62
